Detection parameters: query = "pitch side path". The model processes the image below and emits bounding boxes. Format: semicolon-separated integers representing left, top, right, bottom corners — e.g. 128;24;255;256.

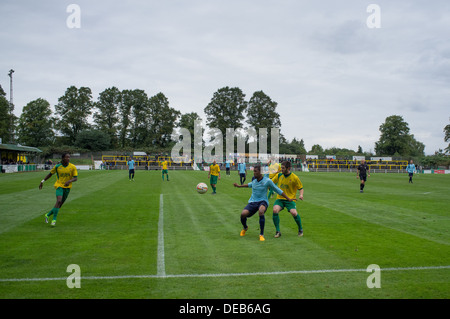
0;170;449;299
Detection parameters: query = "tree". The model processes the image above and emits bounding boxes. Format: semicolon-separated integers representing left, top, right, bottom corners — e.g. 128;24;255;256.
444;122;450;154
246;91;281;131
17;98;54;147
309;144;324;155
0;85;15;144
375;115;424;156
147;92;180;148
178;112;203;150
204;86;247;138
94;87;122;148
75;129;111;151
55;86;93;145
127;89;150;148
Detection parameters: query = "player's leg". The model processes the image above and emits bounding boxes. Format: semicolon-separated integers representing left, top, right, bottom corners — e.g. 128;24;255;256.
240;209;251;236
272;201;283;237
289;208;303;236
46;188;64;226
166;171;169;181
360;176;366;192
258;203;268;241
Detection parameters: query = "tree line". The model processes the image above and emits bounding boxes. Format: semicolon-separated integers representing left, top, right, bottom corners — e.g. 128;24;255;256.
0;84;449;161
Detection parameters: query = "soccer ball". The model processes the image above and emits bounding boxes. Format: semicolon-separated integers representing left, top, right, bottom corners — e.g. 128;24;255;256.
196;182;208;194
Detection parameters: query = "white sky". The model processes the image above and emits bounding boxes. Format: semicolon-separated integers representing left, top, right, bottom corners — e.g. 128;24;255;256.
1;0;449;155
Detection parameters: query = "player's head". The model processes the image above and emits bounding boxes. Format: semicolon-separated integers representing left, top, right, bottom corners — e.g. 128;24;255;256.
253;164;262;179
361;159;366;164
61;153;70;165
281;161;291;175
410;159;413;164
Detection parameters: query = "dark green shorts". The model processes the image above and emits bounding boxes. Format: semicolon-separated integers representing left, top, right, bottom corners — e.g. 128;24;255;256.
56;187;71;203
273;199;297;212
210;175;218;185
162;169;168;174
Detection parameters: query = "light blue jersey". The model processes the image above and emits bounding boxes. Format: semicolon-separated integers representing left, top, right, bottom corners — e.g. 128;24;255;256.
128;160;135;170
248;176;283;206
406;164;416;173
238;163;246;174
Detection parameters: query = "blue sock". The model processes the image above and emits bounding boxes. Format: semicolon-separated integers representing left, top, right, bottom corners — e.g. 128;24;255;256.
259;215;265;235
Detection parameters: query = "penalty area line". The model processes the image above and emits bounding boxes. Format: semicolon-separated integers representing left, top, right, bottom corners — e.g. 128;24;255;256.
1;266;449;283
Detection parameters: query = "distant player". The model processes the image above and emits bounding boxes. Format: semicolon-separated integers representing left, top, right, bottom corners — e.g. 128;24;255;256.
267;158;281;198
234;165;292;241
225;159;231;176
208;160;221;194
238;160;247;185
357;159;370;193
127;157;135;181
406;160;416;183
271;161;304;238
161;160;169;181
39;153;78;227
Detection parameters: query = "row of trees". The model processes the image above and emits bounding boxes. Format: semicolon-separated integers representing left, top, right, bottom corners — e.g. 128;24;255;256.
1;84;448;158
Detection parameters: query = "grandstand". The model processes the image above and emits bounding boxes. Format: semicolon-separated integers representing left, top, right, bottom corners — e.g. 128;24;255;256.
305;158;408;173
101;155;193;170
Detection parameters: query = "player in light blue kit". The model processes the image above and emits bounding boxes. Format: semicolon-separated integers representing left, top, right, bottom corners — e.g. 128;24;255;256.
406;160;416;183
127;157;135;181
233;164;292;241
238;160;247;185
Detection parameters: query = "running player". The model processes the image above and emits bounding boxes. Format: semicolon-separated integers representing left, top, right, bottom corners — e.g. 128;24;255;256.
271;161;304;237
357;159;370;192
234;165;292;241
39;153;78;227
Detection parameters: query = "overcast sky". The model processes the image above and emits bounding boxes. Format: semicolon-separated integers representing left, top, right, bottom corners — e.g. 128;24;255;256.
1;0;449;155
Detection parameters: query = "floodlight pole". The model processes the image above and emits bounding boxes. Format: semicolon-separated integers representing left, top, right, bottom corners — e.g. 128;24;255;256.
8;69;14;143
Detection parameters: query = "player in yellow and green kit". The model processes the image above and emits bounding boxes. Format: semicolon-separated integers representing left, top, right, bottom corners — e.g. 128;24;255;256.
271;161;304;237
208;160;221;194
39;153;78;227
161;160;169;181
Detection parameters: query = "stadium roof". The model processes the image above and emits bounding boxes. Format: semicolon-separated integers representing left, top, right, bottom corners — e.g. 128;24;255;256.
0;144;42;153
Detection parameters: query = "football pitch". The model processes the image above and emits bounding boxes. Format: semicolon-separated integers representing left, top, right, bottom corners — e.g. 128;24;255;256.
0;170;449;299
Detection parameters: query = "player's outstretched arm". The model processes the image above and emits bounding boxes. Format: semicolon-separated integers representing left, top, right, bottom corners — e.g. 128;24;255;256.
233;183;248;188
39;173;53;189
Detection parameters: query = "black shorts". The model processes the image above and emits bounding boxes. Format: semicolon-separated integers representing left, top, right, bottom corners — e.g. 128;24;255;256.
129;169;135;174
240;173;246;177
408;173;413;177
360;174;367;181
244;200;268;217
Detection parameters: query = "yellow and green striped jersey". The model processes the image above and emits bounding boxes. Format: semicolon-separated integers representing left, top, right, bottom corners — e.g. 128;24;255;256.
210;164;220;176
50;163;78;189
271;172;303;200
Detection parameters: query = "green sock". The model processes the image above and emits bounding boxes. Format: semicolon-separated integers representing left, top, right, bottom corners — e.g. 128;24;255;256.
273;213;280;232
52;208;60;221
293;214;302;230
162;174;164;180
166;174;169;181
212;186;216;193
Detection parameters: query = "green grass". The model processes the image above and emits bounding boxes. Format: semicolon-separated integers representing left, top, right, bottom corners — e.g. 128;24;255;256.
0;170;449;299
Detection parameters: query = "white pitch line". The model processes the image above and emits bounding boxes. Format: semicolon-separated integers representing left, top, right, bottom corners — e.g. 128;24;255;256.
157;194;166;277
1;266;449;283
